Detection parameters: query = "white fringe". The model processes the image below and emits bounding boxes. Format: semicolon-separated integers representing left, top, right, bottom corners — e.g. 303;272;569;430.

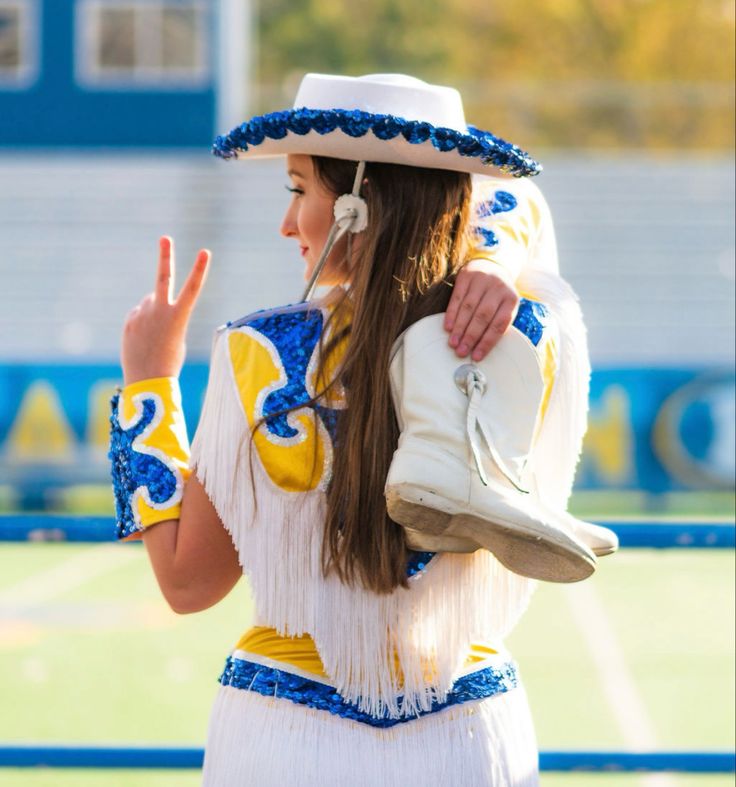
190;330;264;537
190;327;535;719
517;266;591;509
202;682;539;787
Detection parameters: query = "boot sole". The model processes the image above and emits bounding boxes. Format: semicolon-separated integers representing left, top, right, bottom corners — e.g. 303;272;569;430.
386;484;596;583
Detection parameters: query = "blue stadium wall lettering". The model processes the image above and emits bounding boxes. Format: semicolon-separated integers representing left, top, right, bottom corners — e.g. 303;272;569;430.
0;363;733;507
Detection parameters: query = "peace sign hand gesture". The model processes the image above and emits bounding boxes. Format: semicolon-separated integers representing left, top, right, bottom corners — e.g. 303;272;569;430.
121;236;211;386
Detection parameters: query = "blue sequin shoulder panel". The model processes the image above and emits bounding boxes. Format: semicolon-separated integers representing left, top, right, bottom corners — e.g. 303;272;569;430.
231;302;340;443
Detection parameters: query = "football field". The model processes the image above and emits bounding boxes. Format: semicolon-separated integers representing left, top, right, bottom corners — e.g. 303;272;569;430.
0;500;733;786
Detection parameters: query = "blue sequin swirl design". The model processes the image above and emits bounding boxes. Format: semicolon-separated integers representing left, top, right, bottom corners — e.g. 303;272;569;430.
473;189;519;247
474;227;499;248
109;394;178;539
246;307;335;441
476;190;518;218
213;108;541;178
512;299;548;347
219;656;518;728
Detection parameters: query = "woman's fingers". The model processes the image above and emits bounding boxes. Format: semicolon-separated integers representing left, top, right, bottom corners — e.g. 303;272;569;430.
155;236;175;303
444;272;470;337
174;249;211;320
451;290;519;360
448;262;520;359
153;237;210;321
453;292;498;357
470;297;518;361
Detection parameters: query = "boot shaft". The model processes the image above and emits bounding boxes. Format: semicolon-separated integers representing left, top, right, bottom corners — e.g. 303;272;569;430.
389;312;548;487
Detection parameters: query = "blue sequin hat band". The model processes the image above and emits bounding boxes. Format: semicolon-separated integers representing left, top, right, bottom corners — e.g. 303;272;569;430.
213;73;541;178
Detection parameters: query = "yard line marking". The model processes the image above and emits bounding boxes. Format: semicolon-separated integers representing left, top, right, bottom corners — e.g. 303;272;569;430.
0;545;140;607
564;581;677;787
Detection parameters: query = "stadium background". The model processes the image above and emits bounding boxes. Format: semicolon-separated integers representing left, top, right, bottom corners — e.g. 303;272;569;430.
0;1;734;784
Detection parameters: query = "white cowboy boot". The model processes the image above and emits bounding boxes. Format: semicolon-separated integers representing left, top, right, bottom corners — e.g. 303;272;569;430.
385;312;597;583
557;512;619;556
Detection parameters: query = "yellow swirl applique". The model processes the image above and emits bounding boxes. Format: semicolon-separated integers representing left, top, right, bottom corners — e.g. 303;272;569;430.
227;306;340;493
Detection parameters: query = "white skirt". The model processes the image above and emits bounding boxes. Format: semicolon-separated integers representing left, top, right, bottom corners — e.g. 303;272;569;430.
202;680;539;787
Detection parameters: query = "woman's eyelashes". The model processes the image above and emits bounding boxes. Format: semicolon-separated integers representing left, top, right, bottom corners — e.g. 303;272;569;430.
285;185;304;196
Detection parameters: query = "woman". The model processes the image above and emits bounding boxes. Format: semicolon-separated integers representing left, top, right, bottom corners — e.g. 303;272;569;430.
110;73;592;786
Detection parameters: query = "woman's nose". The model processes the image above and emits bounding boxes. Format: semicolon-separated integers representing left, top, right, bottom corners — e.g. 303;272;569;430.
280;202;298;238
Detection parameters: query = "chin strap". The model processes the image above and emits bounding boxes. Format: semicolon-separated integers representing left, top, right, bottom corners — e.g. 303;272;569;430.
301;160;368;302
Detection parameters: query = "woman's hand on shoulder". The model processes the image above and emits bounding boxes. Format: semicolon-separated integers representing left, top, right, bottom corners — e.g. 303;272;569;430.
444;258;519;362
122;236;211;385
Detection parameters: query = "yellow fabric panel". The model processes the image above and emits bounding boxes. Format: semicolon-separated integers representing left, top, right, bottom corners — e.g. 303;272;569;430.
235;626;496;680
305;302;350;411
537;335;558;436
528;194;541;228
236;626;329;678
493;216;531;249
464;642;500;665
135;497;183;529
513;291;557;445
228;330;328;493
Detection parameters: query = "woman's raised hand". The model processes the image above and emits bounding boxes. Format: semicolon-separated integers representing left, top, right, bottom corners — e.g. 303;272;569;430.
444;259;519;362
121;237;211;385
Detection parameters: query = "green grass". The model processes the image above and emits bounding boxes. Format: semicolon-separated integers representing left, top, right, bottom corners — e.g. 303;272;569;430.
0;538;733;785
0;544;252;745
508;550;736;751
568;490;735;519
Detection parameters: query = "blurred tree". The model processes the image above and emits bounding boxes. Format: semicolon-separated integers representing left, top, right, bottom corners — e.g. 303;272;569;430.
256;0;734;150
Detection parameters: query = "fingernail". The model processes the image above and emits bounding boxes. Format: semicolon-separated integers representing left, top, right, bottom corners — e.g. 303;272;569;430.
449;335;459;347
458;343;469;355
472;350;483;361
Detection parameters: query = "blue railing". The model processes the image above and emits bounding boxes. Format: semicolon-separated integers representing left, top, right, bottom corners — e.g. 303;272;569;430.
0;745;733;772
1;515;734;549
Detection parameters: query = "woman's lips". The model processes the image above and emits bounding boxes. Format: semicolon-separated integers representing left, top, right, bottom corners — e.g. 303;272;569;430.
300;246;308;257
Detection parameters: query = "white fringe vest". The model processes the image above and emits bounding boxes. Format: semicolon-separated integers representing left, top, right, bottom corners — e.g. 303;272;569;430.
190;271;589;721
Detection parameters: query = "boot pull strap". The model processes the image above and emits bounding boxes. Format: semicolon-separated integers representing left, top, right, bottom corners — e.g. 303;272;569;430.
455;365;529;494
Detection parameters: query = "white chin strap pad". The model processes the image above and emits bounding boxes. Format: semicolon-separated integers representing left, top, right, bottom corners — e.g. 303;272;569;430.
333;193;369;233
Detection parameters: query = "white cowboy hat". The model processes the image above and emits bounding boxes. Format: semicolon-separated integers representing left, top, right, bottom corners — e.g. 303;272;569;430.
213;73;541;178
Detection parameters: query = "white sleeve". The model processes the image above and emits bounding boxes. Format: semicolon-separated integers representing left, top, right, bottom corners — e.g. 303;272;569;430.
468;175;560;281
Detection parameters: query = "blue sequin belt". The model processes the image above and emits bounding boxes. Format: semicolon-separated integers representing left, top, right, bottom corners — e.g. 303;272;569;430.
218;654;518;729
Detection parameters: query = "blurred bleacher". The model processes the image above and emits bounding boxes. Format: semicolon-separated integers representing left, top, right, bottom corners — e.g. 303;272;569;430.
1;152;734;366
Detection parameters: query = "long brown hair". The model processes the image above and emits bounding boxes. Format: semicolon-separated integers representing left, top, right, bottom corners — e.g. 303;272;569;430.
312;156;473;594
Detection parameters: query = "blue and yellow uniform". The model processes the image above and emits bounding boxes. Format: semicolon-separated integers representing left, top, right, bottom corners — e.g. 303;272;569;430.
110;179;583;786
